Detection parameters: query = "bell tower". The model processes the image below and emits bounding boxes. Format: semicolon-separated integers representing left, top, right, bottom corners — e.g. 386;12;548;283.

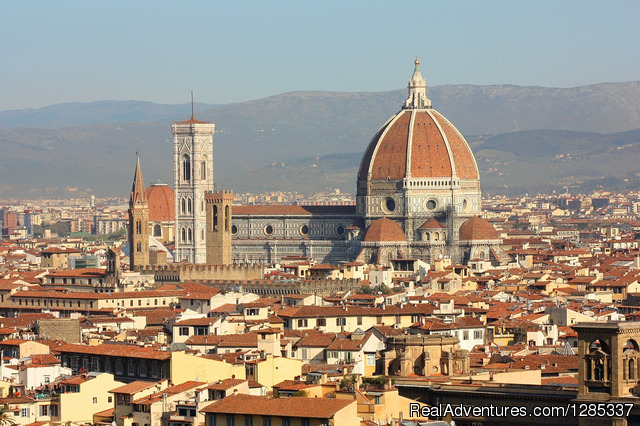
205;190;233;265
128;156;150;270
573;321;640;425
172;108;215;264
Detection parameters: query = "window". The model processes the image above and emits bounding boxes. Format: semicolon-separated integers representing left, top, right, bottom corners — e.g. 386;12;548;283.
93;397;98;404
262;418;271;426
244;417;253;426
225;205;230;231
375;396;381;404
357;316;362;326
153;224;162;237
474;330;483;339
282;419;290;426
226;415;235;426
297;319;308;328
39;405;48;416
301;349;308;360
336;318;346;326
366;353;375;366
108;396;113;403
21;409;29;418
207;415;216;426
301;420;310;426
316;318;326;327
463;331;469;340
201;160;207;180
183;155;191;181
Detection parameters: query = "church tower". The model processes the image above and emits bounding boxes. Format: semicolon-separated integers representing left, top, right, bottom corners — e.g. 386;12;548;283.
172;112;215;263
205;190;233;265
129;156;150;270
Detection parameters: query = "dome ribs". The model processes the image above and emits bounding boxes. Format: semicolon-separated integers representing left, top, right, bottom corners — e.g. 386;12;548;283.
371;112;410;180
433;111;478;180
410;111;452;178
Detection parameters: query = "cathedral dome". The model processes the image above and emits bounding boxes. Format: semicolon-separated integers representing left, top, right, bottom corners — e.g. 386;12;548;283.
145;183;175;222
362;217;407;243
459;216;499;241
358;60;478;183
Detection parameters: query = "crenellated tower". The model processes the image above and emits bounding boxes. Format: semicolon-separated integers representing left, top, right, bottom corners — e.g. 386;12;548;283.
172;113;215;263
128;156;150;270
205;190;233;265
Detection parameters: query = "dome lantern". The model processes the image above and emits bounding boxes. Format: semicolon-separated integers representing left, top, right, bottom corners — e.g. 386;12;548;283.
403;57;431;110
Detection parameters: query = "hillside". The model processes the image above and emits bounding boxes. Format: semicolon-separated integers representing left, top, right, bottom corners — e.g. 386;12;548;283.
2;81;640;198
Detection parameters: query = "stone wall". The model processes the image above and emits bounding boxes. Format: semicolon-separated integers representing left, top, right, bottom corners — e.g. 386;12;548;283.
38;318;81;343
138;263;264;284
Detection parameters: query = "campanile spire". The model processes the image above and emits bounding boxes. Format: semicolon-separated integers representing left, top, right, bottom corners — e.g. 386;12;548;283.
131;154;147;205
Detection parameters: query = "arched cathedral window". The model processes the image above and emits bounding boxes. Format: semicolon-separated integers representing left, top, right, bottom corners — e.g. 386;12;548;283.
225;205;230;231
136;220;142;234
213;205;218;231
182;155;191;182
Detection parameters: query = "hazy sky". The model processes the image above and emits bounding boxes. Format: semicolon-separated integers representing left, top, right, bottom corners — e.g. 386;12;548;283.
2;0;639;111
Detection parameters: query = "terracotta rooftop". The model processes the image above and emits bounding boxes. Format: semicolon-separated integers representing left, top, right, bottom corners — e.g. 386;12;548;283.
110;380;162;395
362;217;407;243
145;184;175;222
200;394;354;418
418;218;446;229
459;216;500;241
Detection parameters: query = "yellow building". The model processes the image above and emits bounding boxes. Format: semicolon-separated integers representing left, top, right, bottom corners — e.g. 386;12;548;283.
247;355;303;389
110;380;169;426
56;372;124;424
170;351;245;384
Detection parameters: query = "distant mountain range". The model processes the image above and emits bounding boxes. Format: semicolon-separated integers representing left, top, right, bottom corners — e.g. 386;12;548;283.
1;81;640;198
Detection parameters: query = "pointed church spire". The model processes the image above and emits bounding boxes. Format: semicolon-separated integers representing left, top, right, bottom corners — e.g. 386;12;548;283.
403;57;431;109
131;154;147;205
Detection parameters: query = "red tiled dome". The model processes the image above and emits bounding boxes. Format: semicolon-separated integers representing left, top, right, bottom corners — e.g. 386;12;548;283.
145;183;174;222
358;109;478;182
418;218;446;229
459;216;499;241
362;217;407;243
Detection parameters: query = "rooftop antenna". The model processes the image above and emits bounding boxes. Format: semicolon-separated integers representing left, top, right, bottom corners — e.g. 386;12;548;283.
191;90;194;119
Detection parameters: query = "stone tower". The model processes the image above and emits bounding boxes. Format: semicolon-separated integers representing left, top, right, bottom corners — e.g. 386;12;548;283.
205;190;233;265
172;114;215;263
129;156;150;270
